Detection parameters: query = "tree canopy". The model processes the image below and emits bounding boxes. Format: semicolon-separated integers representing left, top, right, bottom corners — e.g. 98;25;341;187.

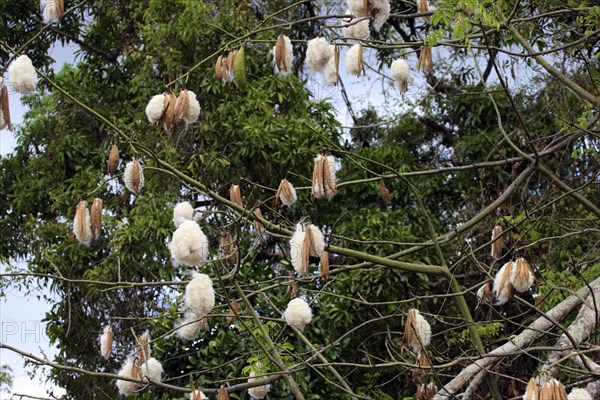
1;1;599;399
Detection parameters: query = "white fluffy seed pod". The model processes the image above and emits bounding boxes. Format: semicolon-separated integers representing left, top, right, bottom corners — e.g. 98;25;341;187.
173;201;194;228
345;43;364;76
344;18;370;39
568;388;592;400
99;325;113;360
404;309;432;353
308;225;325;257
346;0;368;16
184;273;215;318
248;371;271;399
73;200;93;246
312;154;337;199
116;361;142;396
324;55;338;85
9;55;37;94
123;160;144;194
176;311;206;341
288;223;325;275
277;179;297;207
391;58;409;93
476;283;492;303
371;0;391;31
306;37;333;73
283;297;313;331
274;34;293;76
183;90;201;125
510;257;535;293
141;357;163;383
289;223;305;275
40;0;64;24
493;261;514;305
145;94;165;124
170;220;209;267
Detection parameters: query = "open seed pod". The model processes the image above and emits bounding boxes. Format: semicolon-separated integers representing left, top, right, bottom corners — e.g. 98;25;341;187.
416;382;437;400
274;34;293;76
523;378;539;400
312;154;337;199
123;159;144;194
511;257;535;293
379;180;391;205
100;325;113;360
73;200;92;246
477;282;493;303
229;184;243;208
218;386;230;400
319;251;330;280
226;299;239;326
253;208;266;239
286;272;299;298
417;0;430;21
403;308;432;353
276;178;297;207
135;331;151;365
418;46;433;74
219;232;238;267
174;89;189;122
493;261;515;305
40;0;64;24
162;91;176;131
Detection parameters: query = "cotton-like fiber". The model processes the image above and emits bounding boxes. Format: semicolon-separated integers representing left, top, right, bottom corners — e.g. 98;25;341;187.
277;179;297;206
145;94;165;124
493;261;514;305
116;361;142;396
324;56;338;85
173;201;194;228
347;0;368;16
73;200;92;246
191;389;209;400
123;160;144;194
141;357;163;383
283;297;313;331
183;90;201;124
371;0;391;31
184;273;215;318
312;154;337;199
306;37;333;73
404;308;431;353
345;44;363;76
99;325;113;360
476;283;492;303
176;311;206;341
248;371;271;399
308;225;325;257
344;18;369;39
40;0;64;24
391;58;409;92
274;34;293;76
9;55;37;94
170;220;209;267
289;223;305;275
568;388;592;400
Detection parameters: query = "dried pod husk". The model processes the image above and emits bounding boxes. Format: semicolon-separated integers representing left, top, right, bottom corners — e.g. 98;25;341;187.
417;0;430;21
418;46;433;74
226;299;239;326
174;89;189;122
100;325;113;360
416;382;437;400
403;308;432;353
477;282;493;303
319;251;329;280
191;389;208;400
511;257;534;293
286;272;299;298
73;200;92;246
253;208;266;239
215;54;225;81
107;144;120;176
491;224;503;258
124;159;144;194
301;225;314;277
379;180;391;205
552;379;568;400
493;261;515;305
412;349;429;381
312;154;337;199
229;184;243;208
1;84;10;129
226;50;237;82
90;198;103;240
275;178;297;207
274;34;291;74
523;378;539;400
162;91;176;131
218;386;230;400
219;232;238;267
135;331;151;365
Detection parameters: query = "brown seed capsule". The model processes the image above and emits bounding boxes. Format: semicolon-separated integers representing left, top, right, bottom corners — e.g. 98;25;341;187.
73;200;92;246
107;144;120;176
229;184;243;208
135;331;150;365
275;34;288;73
253;208;266;239
174;89;189;122
226;50;237;80
319;250;329;280
286;272;299;298
215;54;224;81
90;198;103;240
124;159;144;194
218;387;230;400
219;232;238;267
417;0;430;21
418;46;433;74
494;261;515;305
301;226;315;277
379;180;391;205
131;360;142;380
1;84;10;129
226;299;239;326
523;378;539;400
491;224;503;258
